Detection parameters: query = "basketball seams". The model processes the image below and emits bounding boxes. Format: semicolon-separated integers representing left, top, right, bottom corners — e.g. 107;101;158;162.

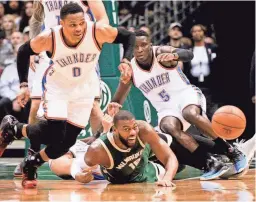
212;120;245;129
213;112;245;123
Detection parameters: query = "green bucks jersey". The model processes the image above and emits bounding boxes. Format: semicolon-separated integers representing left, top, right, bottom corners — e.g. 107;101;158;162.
98;132;158;184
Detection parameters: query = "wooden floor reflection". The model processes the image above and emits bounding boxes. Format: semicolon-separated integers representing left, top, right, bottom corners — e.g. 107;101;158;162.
0;169;255;201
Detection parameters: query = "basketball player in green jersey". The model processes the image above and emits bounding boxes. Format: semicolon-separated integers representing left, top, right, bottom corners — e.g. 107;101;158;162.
82;110;178;187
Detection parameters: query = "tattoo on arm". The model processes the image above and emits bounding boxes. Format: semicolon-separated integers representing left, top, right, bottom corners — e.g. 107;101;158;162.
29;1;44;39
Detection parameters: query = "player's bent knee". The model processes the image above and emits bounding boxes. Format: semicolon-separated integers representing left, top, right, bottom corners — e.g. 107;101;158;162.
160;117;182;137
182;105;201;122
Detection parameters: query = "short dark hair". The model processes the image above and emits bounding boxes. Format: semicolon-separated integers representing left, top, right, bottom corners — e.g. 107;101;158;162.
60;2;84;20
135;30;149;38
113;110;135;126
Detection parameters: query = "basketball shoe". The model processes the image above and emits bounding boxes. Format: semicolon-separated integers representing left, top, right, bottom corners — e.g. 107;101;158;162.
220;134;256;179
0;115;23;157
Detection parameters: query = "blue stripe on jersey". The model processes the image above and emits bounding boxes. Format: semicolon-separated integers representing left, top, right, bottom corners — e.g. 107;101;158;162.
42;75;46;96
86;9;95;21
177;66;190;84
95;63;101;78
41;24;45;31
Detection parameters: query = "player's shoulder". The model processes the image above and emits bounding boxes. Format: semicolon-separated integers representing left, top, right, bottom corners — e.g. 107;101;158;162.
31;29;53;46
137;120;154;134
89;138;103;150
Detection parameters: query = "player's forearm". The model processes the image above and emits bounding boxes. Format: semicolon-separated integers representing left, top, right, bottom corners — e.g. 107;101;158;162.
162;153;178;181
29;1;44;39
29;16;44;39
111;81;132;105
96;17;109;25
17;41;36;83
172;48;194;62
113;28;135;61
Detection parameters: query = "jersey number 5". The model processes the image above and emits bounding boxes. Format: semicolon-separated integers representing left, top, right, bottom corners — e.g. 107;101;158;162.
158;89;170;102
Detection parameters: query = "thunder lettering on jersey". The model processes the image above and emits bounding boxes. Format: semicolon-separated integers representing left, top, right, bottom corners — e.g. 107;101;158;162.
131;46;192;112
41;0;94;31
49;21;100;83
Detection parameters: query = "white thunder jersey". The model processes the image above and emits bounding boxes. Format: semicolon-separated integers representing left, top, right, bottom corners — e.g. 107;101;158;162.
41;0;93;31
131;46;193;112
50;21;100;84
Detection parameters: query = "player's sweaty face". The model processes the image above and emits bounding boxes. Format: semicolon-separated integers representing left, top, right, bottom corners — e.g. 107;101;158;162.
62;12;86;42
116;119;139;148
134;36;151;63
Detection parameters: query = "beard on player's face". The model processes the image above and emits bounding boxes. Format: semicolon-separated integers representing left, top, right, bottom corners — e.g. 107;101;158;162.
118;133;137;148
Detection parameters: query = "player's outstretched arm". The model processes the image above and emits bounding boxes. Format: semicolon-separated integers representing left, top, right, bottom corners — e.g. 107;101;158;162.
95;24;135;84
111;81;132;106
30;0;44;39
138;121;178;186
88;0;109;25
156;46;194;68
85;139;111;168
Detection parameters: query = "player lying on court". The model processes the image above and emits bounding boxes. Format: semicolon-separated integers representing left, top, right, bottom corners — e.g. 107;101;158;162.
111;30;247;179
0;3;135;188
13;0;109;177
51;106;179;187
48;103;256;183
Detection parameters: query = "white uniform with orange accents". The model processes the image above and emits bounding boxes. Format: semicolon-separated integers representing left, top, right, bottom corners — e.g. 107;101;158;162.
31;0;100;99
131;46;206;131
42;21;101;127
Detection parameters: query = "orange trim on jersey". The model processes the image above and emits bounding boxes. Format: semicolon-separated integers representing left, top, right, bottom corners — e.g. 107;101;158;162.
134;52;155;73
92;23;102;51
67;120;85;129
51;29;56;59
59;24;87;49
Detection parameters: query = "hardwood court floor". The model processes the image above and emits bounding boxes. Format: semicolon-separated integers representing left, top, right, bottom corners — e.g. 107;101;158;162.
0;169;255;201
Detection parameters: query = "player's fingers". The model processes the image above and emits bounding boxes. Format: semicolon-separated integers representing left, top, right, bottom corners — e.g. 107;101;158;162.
157;53;165;61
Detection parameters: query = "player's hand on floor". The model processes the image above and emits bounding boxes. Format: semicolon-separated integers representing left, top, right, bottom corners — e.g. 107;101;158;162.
156;179;176;189
17;87;30;108
102;114;114;133
107;102;122;117
75;170;94;184
119;62;132;84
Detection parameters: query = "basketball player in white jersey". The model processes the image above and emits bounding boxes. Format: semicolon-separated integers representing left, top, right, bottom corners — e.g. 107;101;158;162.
12;0;109;177
0;3;135;188
111;30;247;180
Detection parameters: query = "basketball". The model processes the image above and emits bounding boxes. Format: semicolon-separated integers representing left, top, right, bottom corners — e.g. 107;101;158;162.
212;105;246;140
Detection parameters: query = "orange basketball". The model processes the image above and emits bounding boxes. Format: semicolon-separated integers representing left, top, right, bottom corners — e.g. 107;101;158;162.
212;105;246;140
